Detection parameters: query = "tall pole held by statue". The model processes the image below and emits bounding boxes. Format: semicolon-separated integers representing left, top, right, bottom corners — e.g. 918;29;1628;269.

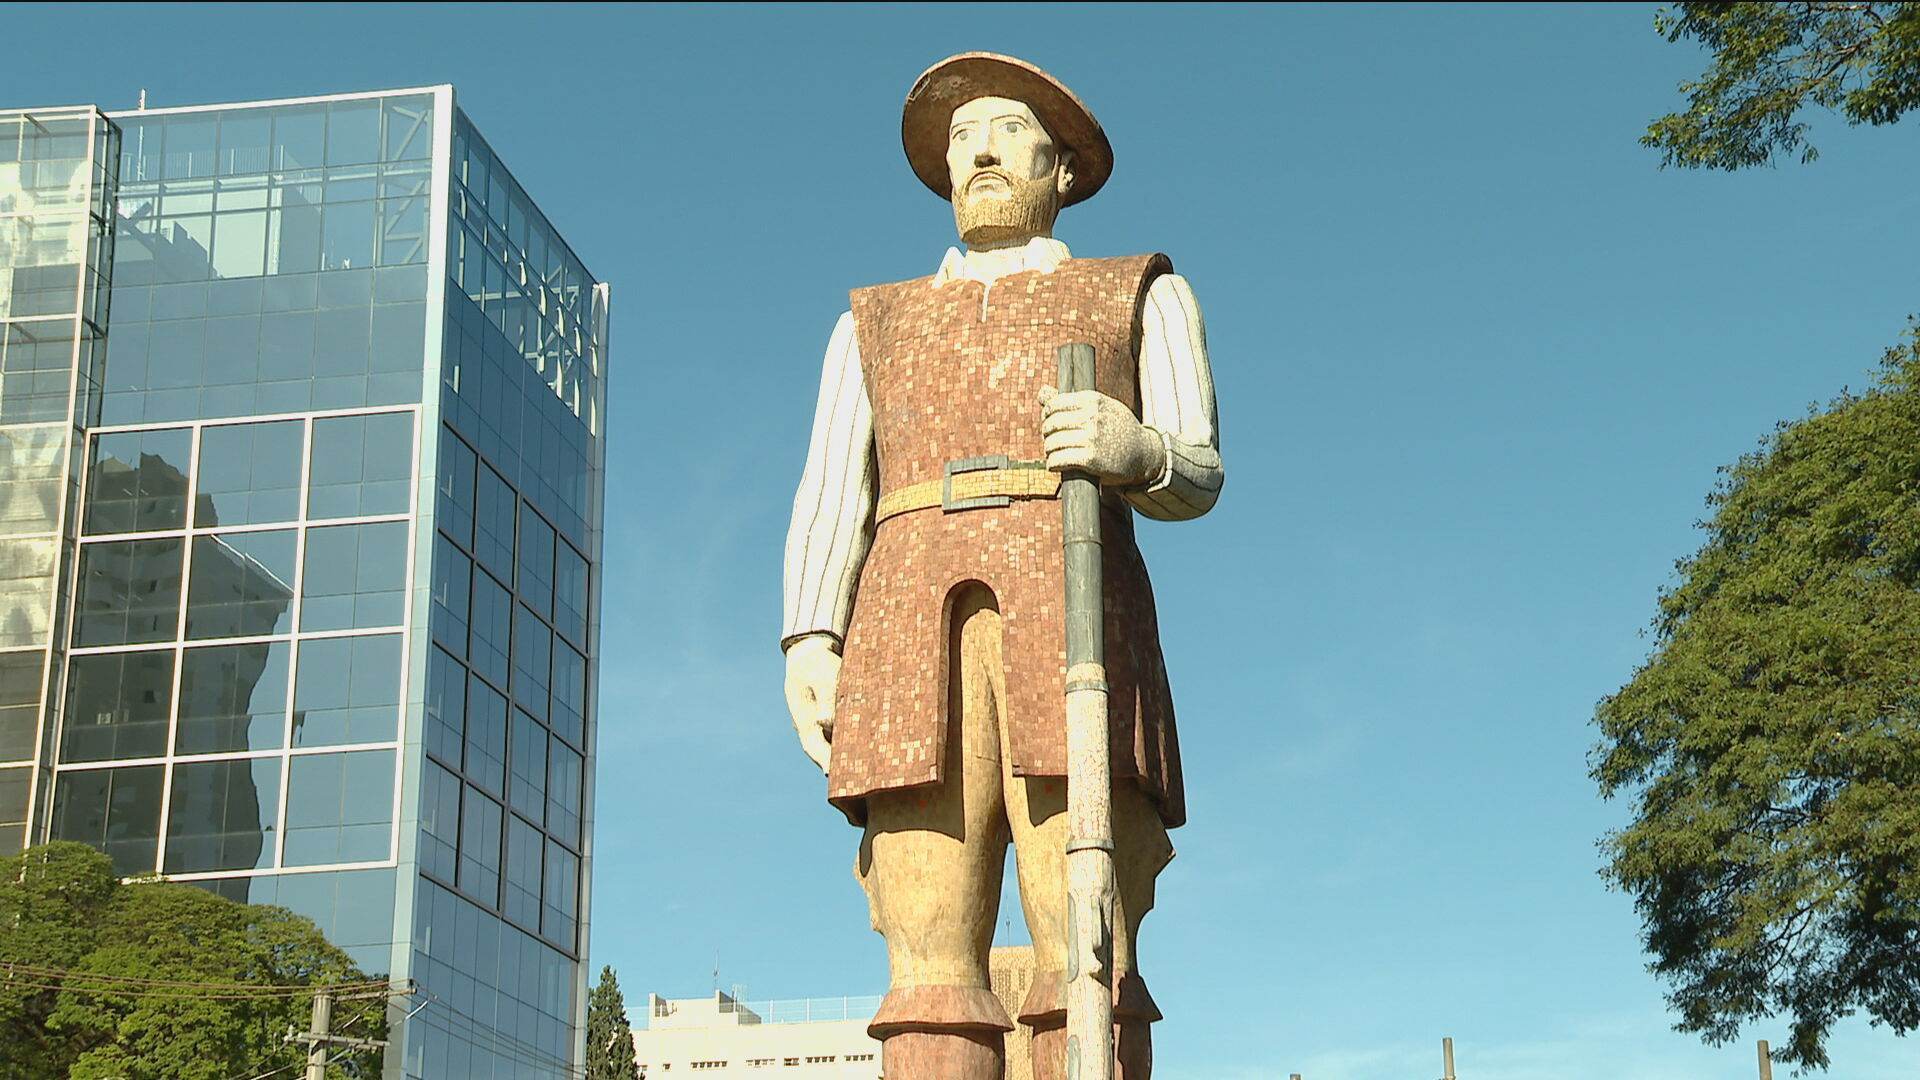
1058;342;1116;1080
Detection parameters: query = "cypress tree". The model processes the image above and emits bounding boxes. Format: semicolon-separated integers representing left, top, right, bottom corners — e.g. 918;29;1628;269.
586;964;641;1080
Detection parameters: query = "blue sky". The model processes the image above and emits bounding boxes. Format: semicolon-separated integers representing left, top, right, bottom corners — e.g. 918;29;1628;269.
14;4;1920;1077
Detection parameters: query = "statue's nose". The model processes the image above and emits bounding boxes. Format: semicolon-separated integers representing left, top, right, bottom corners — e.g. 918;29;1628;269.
973;148;998;169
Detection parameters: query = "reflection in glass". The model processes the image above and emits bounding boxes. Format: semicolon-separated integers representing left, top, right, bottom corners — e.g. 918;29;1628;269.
542;840;578;949
508;708;546;823
164;757;281;873
473;463;514;578
430;536;470;660
175;641;289;753
86;428;191;534
457;787;502;905
0;536;58;649
504;814;541;928
420;759;461;882
186;531;296;639
195;421;302;526
554;540;587;647
50;764;165;876
61;651;173;762
0;424;65;536
75;538;184;646
0;767;27;856
292;634;400;746
464;675;507;796
546;740;582;848
282;749;394;866
516;508;554;619
424;646;465;769
299;521;407;631
308;411;412;519
511;605;549;721
550;641;586;747
468;568;510;689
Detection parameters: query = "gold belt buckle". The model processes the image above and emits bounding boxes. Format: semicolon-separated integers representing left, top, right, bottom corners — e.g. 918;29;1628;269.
942;455;1013;513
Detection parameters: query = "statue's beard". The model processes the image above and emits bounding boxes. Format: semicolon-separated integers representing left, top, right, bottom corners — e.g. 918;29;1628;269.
952;168;1060;247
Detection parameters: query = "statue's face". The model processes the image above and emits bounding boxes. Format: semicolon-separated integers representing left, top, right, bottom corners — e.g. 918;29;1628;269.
946;96;1074;248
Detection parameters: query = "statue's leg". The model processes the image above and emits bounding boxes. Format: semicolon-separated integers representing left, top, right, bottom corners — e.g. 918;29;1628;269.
1007;769;1173;1080
856;584;1013;1080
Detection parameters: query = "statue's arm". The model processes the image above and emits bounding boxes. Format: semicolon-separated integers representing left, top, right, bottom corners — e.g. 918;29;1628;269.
1126;272;1225;521
782;311;877;651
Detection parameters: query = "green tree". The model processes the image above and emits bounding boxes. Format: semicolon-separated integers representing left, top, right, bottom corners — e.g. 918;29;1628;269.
1592;328;1920;1070
1645;2;1920;169
586;964;641;1080
0;842;387;1079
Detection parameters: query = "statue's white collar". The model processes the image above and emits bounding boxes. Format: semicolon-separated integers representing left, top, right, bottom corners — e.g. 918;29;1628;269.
933;236;1071;287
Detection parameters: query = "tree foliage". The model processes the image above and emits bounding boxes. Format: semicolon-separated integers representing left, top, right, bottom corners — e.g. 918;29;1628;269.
1645;2;1920;169
1592;327;1920;1070
586;964;641;1080
0;842;386;1080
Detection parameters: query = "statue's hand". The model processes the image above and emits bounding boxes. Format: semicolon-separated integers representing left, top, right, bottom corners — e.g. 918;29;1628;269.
783;634;840;775
1039;386;1166;487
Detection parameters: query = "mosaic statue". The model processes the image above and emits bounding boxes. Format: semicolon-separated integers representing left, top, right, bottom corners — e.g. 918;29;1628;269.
782;52;1223;1080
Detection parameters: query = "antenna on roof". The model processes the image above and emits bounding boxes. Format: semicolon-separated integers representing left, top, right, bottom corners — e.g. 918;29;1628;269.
137;90;147;111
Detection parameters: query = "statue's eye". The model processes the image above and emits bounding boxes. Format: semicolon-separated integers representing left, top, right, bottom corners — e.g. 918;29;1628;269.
1001;121;1023;134
952;129;969;143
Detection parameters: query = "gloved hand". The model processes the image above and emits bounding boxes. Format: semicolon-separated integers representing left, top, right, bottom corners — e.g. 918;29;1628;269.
1039;385;1165;487
783;634;839;774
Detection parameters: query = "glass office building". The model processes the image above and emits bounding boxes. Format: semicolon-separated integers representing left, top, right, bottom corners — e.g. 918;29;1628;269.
0;87;608;1078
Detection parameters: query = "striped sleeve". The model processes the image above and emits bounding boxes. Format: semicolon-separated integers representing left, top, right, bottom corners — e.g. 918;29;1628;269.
1128;273;1225;521
781;310;877;649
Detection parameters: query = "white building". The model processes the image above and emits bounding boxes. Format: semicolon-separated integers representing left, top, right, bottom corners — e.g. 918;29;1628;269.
633;991;883;1079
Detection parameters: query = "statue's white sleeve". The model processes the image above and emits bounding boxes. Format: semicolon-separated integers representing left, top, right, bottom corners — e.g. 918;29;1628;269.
1129;273;1225;521
782;311;876;649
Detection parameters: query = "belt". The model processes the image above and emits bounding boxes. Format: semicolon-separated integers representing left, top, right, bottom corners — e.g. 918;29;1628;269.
875;455;1062;524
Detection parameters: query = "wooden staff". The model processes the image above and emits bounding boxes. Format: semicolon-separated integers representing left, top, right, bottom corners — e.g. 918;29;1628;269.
1058;342;1115;1080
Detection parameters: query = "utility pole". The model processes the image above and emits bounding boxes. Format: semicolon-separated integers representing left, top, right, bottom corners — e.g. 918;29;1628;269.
1442;1036;1456;1080
292;989;388;1078
1757;1040;1774;1080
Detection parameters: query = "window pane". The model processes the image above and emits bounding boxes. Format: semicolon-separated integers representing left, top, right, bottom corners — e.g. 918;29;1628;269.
61;651;173;762
308;411;413;519
0;423;66;536
542;840;577;950
186;530;296;639
175;640;289;753
511;605;549;722
50;764;164;875
299;521;407;631
464;674;506;796
0;535;57;649
75;538;184;646
283;749;394;866
468;568;510;689
0;653;42;762
320;201;374;271
0;767;27;855
424;646;465;769
419;758;460;883
554;540;587;647
516;507;554;619
550;640;585;747
546;739;581;848
272;106;326;171
210;209;267;278
437;427;476;549
504;814;542;928
292;634;400;747
164;757;281;873
508;708;545;823
195;420;302;526
473;464;514;579
86;428;191;534
326;100;380;166
457;786;502;905
430;536;470;660
219;113;270;176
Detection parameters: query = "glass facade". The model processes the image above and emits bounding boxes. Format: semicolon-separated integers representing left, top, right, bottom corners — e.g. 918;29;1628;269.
0;88;607;1080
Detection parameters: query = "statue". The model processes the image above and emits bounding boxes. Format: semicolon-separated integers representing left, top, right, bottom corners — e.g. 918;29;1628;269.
781;52;1223;1080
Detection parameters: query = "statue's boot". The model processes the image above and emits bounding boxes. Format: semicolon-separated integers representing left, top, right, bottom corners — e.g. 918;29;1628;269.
1024;972;1161;1080
868;985;1012;1080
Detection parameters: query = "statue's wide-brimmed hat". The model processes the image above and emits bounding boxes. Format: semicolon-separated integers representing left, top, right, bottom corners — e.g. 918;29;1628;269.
902;52;1113;207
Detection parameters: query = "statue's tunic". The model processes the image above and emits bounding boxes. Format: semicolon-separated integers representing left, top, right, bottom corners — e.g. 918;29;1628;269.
830;253;1185;829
